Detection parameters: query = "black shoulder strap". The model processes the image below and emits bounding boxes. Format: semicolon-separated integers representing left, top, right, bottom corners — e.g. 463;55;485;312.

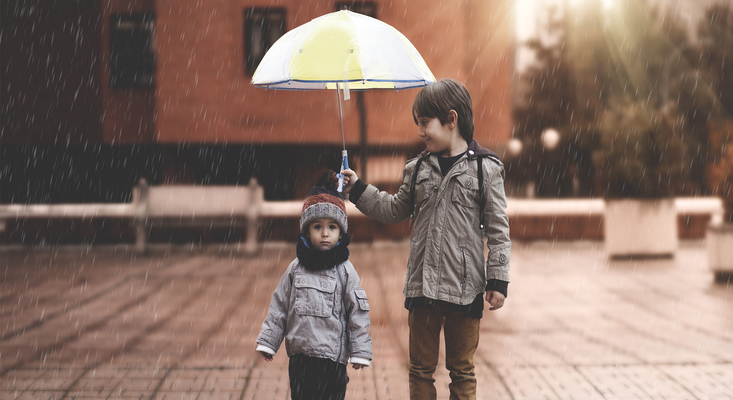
409;154;430;218
477;156;485;230
478;154;501;231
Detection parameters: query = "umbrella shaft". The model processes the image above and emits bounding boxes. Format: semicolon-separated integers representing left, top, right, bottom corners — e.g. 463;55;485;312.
337;83;346;150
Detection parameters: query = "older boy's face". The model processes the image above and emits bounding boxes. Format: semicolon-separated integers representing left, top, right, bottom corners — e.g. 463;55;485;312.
308;218;341;251
416;116;454;156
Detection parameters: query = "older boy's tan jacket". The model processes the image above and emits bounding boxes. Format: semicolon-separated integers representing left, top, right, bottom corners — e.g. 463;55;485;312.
354;140;511;305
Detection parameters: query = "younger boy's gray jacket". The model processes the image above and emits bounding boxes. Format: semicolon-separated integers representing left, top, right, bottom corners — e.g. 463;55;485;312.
256;259;372;365
352;140;511;305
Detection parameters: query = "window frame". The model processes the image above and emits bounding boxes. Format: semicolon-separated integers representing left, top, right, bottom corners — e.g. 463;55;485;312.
243;7;287;76
109;13;156;89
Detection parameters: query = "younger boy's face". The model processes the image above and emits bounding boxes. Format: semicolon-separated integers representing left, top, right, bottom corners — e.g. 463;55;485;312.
307;218;341;251
416;116;455;156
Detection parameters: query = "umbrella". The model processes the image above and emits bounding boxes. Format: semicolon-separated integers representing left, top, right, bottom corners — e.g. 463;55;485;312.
251;9;435;191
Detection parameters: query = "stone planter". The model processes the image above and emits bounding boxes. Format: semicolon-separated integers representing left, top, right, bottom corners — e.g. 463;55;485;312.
706;222;733;282
604;198;677;258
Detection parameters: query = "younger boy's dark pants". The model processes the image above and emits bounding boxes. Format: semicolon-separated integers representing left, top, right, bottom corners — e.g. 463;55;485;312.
289;354;349;400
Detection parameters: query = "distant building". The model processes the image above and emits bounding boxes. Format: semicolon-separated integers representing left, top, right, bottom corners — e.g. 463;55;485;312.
2;0;513;200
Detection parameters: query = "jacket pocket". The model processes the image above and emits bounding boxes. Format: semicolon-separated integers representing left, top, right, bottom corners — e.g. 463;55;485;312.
414;168;433;208
354;288;370;311
452;174;479;209
293;275;337;318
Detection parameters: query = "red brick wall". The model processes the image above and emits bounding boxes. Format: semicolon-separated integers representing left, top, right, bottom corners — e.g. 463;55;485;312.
152;0;513;148
464;0;514;147
2;0;514;148
99;0;157;144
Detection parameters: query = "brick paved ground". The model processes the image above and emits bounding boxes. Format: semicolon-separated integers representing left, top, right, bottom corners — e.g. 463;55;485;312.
1;240;732;399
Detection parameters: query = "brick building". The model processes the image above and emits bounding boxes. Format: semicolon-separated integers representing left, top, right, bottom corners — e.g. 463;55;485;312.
1;0;514;243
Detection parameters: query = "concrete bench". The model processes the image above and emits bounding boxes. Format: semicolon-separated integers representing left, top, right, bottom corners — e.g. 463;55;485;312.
131;178;264;253
0;178;265;254
0;178;369;254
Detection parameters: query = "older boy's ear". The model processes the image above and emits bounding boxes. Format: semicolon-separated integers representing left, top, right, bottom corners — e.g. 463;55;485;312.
448;110;458;127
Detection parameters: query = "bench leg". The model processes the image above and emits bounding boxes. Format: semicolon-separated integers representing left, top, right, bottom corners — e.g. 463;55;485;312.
134;221;147;254
244;218;259;255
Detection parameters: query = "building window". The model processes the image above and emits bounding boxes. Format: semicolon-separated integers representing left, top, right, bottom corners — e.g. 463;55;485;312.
109;13;156;89
244;8;286;76
334;1;377;17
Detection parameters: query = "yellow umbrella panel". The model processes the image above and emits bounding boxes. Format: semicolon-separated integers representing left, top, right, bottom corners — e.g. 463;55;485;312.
252;10;435;90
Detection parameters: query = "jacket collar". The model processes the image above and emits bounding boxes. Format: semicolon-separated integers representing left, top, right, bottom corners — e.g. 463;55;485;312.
467;139;498;160
418;139;499;161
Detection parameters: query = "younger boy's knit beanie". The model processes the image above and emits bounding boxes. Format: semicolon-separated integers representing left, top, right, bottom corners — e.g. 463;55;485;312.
300;170;348;234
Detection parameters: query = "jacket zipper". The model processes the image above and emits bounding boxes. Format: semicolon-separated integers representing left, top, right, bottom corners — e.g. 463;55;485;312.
461;251;467;293
336;265;346;362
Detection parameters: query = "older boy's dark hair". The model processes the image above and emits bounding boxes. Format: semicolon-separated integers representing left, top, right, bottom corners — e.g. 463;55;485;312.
412;78;474;143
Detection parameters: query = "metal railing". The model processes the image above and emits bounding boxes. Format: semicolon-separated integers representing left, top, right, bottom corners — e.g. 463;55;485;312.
1;179;724;253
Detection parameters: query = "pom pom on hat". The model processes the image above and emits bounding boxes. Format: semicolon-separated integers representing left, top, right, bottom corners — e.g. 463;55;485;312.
300;170;348;234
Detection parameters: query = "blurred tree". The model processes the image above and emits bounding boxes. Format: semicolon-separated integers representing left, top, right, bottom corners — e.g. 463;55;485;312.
511;2;582;197
513;0;725;198
699;4;733;219
514;4;574;132
595;97;690;198
699;3;733;117
706;120;733;221
567;0;712;197
585;0;697;197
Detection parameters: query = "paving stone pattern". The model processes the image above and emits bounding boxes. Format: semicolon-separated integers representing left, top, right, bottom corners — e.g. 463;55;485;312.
1;241;731;399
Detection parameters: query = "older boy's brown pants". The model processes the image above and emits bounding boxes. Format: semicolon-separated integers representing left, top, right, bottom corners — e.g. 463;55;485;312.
408;306;480;400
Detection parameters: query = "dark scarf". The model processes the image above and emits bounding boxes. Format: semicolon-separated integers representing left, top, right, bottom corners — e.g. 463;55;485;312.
296;232;350;271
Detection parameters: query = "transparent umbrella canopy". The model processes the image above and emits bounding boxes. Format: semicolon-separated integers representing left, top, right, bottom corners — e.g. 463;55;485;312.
251;9;435;190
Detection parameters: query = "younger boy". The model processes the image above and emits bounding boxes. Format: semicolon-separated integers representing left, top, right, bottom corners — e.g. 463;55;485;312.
256;171;372;400
342;78;511;400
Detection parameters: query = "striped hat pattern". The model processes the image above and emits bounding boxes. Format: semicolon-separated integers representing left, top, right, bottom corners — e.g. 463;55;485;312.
300;171;348;234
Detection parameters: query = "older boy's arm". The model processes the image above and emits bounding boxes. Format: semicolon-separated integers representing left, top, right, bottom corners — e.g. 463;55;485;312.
344;265;373;366
344;164;414;224
484;161;511;296
256;261;294;355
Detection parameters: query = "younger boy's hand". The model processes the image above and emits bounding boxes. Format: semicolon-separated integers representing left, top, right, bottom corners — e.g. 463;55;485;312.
341;169;359;196
259;351;274;362
486;290;505;310
352;363;368;370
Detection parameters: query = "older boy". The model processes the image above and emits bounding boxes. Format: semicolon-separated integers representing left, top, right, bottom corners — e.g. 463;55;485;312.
342;78;510;400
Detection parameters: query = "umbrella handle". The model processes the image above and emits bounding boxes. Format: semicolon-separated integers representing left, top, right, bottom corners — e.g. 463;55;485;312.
337;150;349;193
